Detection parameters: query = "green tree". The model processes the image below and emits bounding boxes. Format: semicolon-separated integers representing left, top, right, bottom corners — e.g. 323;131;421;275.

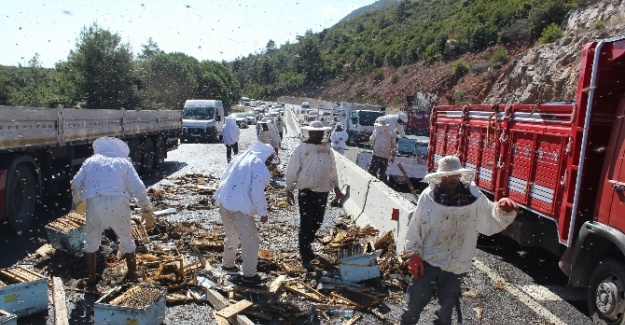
137;52;199;110
266;40;277;54
63;23;140;110
196;60;241;110
528;0;567;38
9;54;66;107
295;33;325;83
138;38;165;60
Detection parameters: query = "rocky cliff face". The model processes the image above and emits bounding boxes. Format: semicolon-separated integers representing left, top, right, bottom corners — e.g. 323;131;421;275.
486;0;625;104
320;0;625;108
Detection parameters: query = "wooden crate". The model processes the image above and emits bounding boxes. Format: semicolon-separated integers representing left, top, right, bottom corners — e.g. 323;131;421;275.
0;267;48;317
94;285;166;325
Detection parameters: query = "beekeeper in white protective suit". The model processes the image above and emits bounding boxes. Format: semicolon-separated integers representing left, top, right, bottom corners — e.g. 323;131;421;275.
213;141;279;285
257;118;281;153
400;155;519;324
375;111;408;137
330;122;349;154
222;115;240;163
70;136;154;285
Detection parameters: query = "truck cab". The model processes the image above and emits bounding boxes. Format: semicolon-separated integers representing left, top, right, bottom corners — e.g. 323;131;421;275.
340;109;384;145
182;99;224;142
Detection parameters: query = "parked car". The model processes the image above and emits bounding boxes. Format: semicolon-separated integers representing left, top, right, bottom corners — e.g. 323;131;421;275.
305;109;318;122
245;111;256;125
232;113;248;128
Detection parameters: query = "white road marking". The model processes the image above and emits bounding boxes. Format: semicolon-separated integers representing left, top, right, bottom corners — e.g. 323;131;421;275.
473;259;567;325
521;284;586;301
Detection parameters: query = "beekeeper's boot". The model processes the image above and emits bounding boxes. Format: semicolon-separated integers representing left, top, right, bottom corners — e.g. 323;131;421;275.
84;252;98;284
125;253;138;282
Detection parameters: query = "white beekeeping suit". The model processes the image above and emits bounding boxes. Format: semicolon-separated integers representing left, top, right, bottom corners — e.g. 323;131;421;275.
375;112;408;137
257;119;281;151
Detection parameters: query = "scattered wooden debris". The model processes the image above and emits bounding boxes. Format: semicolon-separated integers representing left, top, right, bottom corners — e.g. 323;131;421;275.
281;261;306;275
258;250;274;260
215;300;253;318
52;277;69;325
35;244;55;258
132;224;150;245
205;289;255;325
330;289;381;309
345;314;363;324
285;281;325;303
268;275;287;293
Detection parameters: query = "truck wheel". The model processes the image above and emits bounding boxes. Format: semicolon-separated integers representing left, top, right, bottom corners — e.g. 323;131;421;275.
128;138;143;173
6;164;37;234
142;138;155;175
588;258;625;325
154;136;166;170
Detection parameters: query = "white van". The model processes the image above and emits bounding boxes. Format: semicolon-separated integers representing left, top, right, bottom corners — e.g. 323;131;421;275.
182;99;225;142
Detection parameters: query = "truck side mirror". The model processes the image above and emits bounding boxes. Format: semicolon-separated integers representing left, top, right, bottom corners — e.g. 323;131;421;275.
216;115;222;122
351;117;358;124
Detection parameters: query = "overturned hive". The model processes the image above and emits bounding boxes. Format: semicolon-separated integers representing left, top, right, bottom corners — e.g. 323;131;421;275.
45;212;86;256
94;284;166;325
0;267;48;317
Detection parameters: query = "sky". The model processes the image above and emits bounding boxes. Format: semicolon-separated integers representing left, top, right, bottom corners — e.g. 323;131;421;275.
1;0;376;68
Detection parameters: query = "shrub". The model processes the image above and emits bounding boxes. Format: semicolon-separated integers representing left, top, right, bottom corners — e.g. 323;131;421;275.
372;70;385;84
453;59;469;77
423;43;442;64
539;23;564;44
391;74;399;84
594;21;605;30
454;90;467;104
491;47;509;67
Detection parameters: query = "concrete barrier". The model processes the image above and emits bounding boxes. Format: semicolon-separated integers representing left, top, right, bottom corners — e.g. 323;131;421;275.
334;151;417;253
360;180;416;253
334;152;372;221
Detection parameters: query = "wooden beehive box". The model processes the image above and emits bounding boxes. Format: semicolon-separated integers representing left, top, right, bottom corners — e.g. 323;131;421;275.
0;267;48;317
44;212;86;256
94;284;166;325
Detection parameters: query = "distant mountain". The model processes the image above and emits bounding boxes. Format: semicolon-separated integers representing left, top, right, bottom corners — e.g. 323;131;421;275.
338;0;401;23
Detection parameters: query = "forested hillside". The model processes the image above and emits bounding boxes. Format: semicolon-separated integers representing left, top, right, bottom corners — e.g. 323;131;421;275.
230;0;596;106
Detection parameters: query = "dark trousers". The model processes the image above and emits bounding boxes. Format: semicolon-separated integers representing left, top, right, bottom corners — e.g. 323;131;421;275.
368;155;389;180
297;189;329;263
400;262;463;325
225;142;239;162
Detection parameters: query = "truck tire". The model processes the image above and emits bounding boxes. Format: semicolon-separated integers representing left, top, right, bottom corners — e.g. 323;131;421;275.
141;137;155;175
6;164;37;234
128;138;143;173
588;258;625;325
154;136;166;170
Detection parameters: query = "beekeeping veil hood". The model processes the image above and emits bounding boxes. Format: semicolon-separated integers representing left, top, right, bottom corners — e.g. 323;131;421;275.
92;137;130;158
230;141;279;168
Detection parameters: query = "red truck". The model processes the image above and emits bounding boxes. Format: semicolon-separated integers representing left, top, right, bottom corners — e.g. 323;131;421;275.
427;35;625;324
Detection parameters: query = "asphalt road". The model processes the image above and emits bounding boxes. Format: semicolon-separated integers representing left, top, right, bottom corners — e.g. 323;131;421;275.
1;105;592;324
